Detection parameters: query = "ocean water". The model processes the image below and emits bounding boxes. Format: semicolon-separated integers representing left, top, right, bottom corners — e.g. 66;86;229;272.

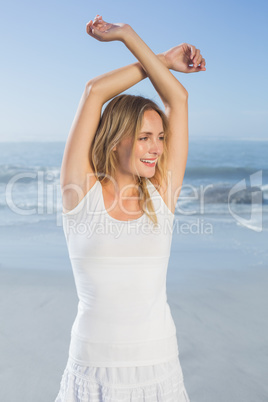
0;139;267;231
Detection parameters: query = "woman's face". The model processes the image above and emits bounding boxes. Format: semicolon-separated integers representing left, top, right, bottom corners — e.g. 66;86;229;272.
114;110;165;179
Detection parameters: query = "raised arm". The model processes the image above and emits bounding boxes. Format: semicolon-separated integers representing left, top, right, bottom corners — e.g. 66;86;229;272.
87;17;187;106
61;62;146;202
86;16;206;212
60;54;174;212
60;51;164;211
61;15;205;213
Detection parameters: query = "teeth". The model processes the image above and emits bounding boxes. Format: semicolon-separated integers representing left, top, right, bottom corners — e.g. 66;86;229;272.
141;159;155;164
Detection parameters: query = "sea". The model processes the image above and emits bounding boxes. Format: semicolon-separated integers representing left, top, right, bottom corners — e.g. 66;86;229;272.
1;139;268;402
0;139;268;232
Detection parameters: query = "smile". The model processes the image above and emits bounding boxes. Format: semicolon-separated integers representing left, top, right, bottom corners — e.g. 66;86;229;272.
140;159;157;167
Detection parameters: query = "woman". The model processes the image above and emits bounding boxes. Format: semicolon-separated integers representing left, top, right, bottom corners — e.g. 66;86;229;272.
56;15;205;402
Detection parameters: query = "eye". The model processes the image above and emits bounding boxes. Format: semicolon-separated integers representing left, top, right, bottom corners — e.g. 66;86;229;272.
139;137;148;141
159;136;165;141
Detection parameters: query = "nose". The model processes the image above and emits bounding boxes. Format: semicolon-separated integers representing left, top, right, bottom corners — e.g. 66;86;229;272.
149;138;163;155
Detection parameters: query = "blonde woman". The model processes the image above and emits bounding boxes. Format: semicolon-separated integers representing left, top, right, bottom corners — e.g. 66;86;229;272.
56;15;206;402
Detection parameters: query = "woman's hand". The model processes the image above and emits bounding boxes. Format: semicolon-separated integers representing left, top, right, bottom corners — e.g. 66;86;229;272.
86;15;129;42
163;43;206;73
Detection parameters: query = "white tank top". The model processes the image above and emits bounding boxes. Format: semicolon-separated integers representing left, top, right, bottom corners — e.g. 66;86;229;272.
62;178;178;367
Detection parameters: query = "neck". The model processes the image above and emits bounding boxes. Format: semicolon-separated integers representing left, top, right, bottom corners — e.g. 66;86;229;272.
103;173;144;197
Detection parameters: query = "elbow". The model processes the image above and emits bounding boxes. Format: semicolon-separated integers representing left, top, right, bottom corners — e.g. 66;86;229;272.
173;82;188;101
175;88;188;105
164;88;188;109
85;78;107;102
85;79;97;97
178;87;188;101
84;78;107;106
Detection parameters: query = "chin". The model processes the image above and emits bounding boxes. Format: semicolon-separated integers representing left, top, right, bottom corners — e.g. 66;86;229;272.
132;163;156;179
138;169;155;179
146;171;155;178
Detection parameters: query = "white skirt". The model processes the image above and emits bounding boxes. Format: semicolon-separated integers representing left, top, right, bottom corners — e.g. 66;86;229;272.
55;356;190;402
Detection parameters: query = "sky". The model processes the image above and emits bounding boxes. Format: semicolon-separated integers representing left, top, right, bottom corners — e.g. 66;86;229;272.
0;0;267;142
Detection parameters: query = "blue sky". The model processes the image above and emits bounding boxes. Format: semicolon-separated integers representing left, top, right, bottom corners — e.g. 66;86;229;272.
0;0;267;141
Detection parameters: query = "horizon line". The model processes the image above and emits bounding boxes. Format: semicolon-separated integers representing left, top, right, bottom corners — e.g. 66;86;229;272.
0;137;268;143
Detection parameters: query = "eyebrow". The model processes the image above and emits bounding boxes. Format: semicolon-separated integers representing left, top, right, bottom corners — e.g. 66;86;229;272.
139;131;165;135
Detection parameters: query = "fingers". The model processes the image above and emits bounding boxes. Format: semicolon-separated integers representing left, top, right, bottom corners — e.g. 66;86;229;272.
86;15;106;39
190;45;201;66
86;14;103;33
187;59;206;73
190;45;196;62
93;14;102;23
93;15;111;29
189;44;206;70
200;58;206;70
192;48;201;68
86;20;93;35
88;26;104;41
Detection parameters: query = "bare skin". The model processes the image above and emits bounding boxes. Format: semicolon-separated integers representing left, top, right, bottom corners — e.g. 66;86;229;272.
102;109;165;220
61;15;206;219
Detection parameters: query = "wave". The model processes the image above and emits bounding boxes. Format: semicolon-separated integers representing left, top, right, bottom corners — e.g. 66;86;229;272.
1;164;266;184
0;165;60;184
179;182;267;205
184;166;268;181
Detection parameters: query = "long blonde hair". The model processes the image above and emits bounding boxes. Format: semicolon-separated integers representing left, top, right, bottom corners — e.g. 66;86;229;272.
90;94;169;224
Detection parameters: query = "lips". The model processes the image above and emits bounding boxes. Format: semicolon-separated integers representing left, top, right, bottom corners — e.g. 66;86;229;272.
140;159;157;167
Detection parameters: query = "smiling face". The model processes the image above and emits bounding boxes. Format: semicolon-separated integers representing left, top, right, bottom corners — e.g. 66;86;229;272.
113;110;165;179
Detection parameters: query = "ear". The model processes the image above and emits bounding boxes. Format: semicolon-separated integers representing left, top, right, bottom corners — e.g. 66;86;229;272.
112;146;117;151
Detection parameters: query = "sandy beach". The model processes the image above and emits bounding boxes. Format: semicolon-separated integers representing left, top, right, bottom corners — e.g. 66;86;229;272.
0;216;267;402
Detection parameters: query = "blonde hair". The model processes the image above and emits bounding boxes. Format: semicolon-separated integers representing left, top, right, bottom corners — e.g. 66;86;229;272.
90;94;169;225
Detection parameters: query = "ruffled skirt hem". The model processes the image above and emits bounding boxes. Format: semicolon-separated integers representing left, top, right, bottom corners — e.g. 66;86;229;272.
55;356;190;401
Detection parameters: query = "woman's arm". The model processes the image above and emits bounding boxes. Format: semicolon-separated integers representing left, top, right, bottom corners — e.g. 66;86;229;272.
86;17;205;106
60;46;197;212
120;25;190;210
60;59;151;212
61;53;173;191
61;16;205;212
87;16;206;211
87;17;188;106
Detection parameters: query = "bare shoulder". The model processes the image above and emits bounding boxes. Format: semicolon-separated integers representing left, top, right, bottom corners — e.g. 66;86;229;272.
61;170;98;214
